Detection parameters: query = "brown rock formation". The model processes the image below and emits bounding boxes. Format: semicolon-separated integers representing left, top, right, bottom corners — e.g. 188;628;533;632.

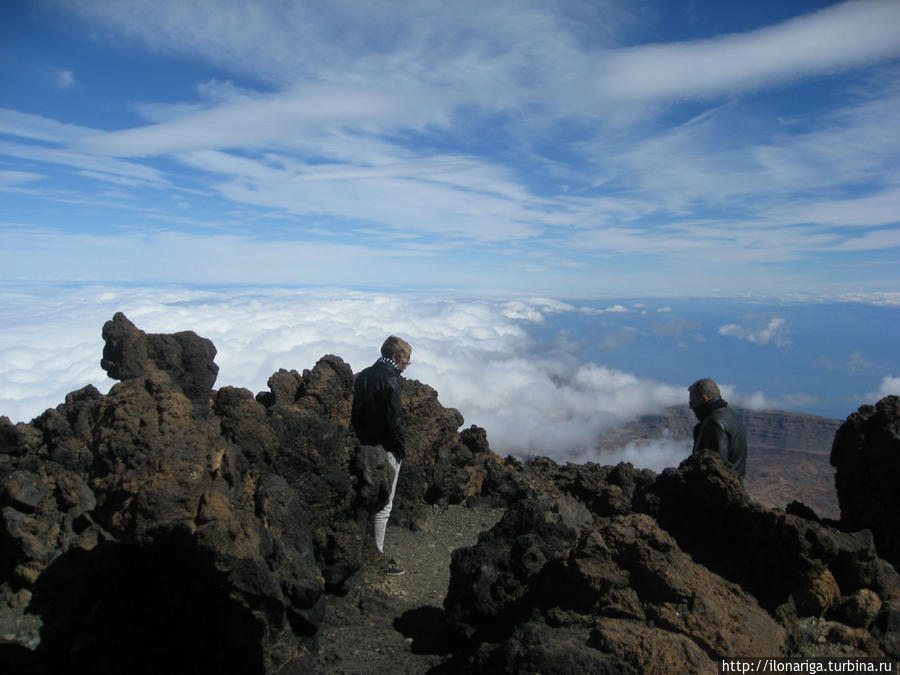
443;500;786;672
100;311;219;401
0;314;493;673
1;314;898;673
439;450;899;670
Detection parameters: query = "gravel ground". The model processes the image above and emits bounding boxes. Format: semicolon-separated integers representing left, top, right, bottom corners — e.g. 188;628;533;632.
295;504;505;675
289;504;874;673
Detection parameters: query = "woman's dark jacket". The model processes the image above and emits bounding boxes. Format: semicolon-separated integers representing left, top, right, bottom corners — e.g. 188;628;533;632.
692;398;747;478
350;359;406;460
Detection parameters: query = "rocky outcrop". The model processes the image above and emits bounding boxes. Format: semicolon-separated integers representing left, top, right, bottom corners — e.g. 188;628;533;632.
0;314;492;673
1;315;898;673
100;311;219;401
443;499;786;673
651;452;900;644
831;396;900;570
439;450;899;671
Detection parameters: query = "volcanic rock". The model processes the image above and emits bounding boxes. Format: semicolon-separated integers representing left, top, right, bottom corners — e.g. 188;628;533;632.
657;450;900;619
831;395;900;569
443;499;786;672
100;311;219;401
1;314;898;673
0;314;497;673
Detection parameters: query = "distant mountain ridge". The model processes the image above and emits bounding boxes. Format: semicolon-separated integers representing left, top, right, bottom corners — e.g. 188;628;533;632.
598;405;843;519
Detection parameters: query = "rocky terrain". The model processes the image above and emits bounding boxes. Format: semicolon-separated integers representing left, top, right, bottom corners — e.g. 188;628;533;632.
1;313;898;673
597;405;843;519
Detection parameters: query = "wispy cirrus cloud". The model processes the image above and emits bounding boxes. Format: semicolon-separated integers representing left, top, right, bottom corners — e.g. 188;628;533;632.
55;0;900;106
2;1;899;297
0;137;169;187
0;109;99;143
0;170;46;189
595;0;900;100
75;83;441;157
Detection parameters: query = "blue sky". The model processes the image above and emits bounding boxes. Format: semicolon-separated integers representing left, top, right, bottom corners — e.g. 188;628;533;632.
1;1;899;466
2;0;899;295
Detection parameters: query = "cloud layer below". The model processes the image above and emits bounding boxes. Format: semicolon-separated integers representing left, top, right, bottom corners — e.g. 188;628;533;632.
0;285;697;468
3;285;898;470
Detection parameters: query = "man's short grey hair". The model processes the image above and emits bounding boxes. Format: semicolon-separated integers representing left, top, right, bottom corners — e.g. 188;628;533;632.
381;336;411;360
689;378;721;400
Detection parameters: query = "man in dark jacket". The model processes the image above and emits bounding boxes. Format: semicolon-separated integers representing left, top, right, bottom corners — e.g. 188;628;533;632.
351;336;411;574
689;378;747;479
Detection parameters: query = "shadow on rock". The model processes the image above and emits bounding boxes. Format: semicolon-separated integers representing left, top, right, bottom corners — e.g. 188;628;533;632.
394;606;457;655
9;535;264;675
831;395;900;570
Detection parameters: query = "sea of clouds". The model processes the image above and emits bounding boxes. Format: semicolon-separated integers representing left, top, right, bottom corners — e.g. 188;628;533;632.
0;284;706;470
5;286;899;471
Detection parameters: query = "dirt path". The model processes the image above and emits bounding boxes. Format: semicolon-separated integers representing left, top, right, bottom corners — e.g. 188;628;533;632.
298;504;505;674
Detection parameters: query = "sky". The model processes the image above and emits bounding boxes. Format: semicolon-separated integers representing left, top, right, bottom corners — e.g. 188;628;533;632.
1;1;899;469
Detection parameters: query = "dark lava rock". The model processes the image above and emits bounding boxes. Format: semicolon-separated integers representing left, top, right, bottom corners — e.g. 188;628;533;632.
101;311;219;401
831;395;900;569
0;314;499;673
443;497;785;672
2;315;899;673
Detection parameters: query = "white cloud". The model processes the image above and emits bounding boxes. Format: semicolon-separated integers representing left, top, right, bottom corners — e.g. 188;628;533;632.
848;351;873;374
53;0;900;108
55;69;77;89
719;317;790;347
172;149;547;242
0;139;168;187
580;304;630;315
780;186;900;229
0;171;45;188
566;433;691;473
49;0;616;99
573;85;900;257
870;375;900;400
0;286;687;466
596;0;900;100
731;389;820;413
837;292;900;307
5;1;899;300
831;228;900;252
0;109;97;144
76;83;436;157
